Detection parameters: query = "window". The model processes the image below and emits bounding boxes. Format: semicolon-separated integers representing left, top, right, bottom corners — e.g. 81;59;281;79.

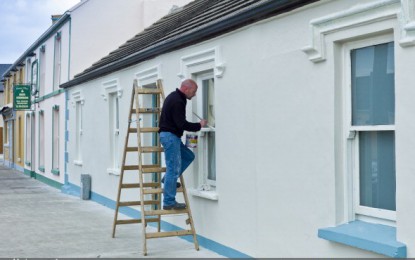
109;93;120;174
25;114;31;166
194;72;216;189
52;106;60;174
39;46;46;96
75;101;83;165
31;60;38;97
345;37;395;221
18;116;23;162
38;110;45;172
53;33;61;91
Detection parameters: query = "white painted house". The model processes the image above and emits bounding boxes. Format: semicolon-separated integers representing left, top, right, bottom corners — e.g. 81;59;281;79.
61;0;415;258
14;0;193;187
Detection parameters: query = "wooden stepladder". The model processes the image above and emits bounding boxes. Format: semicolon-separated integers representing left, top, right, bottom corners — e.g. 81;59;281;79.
112;79;199;256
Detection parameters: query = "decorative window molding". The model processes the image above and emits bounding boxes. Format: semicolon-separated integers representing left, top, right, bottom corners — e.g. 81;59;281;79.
135;64;161;85
101;78;122;101
71;90;85;107
178;47;226;79
302;0;414;63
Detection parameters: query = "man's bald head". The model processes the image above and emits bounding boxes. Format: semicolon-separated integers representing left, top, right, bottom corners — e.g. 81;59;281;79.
179;79;198;100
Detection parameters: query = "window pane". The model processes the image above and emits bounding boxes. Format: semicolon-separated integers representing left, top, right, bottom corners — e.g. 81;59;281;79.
351;42;394;125
359;131;395;211
202;78;215;127
207;131;216;182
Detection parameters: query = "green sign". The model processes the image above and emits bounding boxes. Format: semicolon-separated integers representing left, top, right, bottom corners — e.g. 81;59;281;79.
13;84;32;110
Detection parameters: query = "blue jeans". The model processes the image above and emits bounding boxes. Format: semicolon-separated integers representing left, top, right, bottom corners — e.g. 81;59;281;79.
160;132;195;206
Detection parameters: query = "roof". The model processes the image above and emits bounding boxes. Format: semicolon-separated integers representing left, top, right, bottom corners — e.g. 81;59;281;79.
61;0;318;88
0;64;12;91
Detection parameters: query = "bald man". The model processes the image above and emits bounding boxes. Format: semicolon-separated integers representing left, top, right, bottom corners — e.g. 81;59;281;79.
159;79;207;210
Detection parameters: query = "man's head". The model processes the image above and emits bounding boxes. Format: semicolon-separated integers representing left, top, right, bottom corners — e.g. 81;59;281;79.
179;79;198;100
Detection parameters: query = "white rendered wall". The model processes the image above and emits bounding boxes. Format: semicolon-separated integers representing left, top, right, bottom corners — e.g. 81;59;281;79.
69;0;193;78
66;0;415;257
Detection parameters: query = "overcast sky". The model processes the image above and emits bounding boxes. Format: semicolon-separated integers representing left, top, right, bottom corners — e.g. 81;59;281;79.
0;0;80;64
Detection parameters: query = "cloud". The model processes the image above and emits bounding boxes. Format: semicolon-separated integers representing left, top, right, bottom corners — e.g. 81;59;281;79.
0;0;80;63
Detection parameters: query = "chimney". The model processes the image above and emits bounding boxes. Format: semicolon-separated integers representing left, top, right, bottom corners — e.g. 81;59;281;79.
51;15;63;25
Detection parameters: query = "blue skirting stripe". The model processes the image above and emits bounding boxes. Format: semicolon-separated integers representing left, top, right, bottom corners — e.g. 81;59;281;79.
61;182;251;258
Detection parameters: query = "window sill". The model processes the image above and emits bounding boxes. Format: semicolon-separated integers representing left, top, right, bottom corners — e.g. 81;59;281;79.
51;169;60;175
188;188;218;200
38;166;45;173
318;220;406;258
107;168;120;176
73;160;83;166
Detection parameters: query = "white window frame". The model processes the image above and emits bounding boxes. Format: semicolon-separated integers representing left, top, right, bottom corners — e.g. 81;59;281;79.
72;90;84;166
343;34;396;223
53;32;62;91
25;113;31;166
52;106;60;172
39;45;46;96
102;78;123;175
195;72;216;188
38;110;45;172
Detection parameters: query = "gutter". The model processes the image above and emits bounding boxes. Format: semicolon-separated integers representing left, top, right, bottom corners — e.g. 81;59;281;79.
61;0;318;89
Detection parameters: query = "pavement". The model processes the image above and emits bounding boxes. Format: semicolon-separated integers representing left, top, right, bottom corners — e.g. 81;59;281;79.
0;164;224;258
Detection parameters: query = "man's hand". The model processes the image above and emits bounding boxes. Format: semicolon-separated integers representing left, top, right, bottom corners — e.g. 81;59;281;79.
200;119;208;127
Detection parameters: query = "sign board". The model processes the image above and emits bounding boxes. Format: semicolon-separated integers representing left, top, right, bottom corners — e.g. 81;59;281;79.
13;84;31;110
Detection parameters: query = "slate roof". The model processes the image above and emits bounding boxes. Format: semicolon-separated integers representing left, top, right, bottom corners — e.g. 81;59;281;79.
61;0;318;88
0;64;12;91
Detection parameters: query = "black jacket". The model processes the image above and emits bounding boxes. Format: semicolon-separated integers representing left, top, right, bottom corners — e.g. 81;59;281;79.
159;89;201;137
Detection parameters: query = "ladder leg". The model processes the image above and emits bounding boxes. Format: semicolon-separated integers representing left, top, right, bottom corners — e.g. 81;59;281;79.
180;175;199;250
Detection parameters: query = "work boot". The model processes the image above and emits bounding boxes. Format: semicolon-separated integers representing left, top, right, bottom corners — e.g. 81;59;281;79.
163;202;187;210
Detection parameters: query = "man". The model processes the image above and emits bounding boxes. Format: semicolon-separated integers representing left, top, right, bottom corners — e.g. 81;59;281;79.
159;79;207;210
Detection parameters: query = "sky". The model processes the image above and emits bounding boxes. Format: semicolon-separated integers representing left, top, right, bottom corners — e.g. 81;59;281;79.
0;0;81;64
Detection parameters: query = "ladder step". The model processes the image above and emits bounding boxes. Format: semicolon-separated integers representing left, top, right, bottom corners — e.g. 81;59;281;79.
123;165;166;173
131;108;161;114
126;146;164;153
116;218;160;225
121;183;160;188
136;88;162;94
118;200;160;207
128;127;159;133
146;230;193;239
143;187;183;195
145;208;188;216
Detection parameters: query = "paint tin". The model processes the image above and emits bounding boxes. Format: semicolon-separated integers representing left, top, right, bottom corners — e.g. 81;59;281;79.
185;134;198;148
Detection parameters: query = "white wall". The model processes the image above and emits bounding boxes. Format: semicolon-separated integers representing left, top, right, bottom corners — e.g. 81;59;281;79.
69;0;193;78
66;0;415;257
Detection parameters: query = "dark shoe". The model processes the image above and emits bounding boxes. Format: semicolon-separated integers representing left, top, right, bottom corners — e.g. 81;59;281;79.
161;177;181;188
163;202;187;210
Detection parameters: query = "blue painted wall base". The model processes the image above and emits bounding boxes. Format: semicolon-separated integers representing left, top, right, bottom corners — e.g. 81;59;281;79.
61;182;251;258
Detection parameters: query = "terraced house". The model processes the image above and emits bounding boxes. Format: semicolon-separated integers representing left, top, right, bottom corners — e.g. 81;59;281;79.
61;0;415;258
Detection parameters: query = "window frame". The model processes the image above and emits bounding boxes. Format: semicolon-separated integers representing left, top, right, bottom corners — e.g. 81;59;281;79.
194;71;216;188
53;32;62;91
343;34;396;222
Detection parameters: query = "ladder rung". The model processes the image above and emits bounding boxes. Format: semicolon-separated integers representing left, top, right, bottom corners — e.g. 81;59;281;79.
118;200;160;207
123;165;166;173
116;218;159;225
143;187;183;195
121;183;160;188
136;88;162;94
142;167;166;173
145;208;188;216
146;230;193;239
126;146;164;153
131;108;161;114
128;127;159;133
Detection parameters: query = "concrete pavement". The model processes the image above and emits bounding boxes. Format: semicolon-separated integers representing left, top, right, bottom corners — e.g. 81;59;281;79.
0;165;224;258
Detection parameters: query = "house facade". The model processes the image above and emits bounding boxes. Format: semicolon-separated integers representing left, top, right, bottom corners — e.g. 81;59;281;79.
2;0;193;187
59;0;415;258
